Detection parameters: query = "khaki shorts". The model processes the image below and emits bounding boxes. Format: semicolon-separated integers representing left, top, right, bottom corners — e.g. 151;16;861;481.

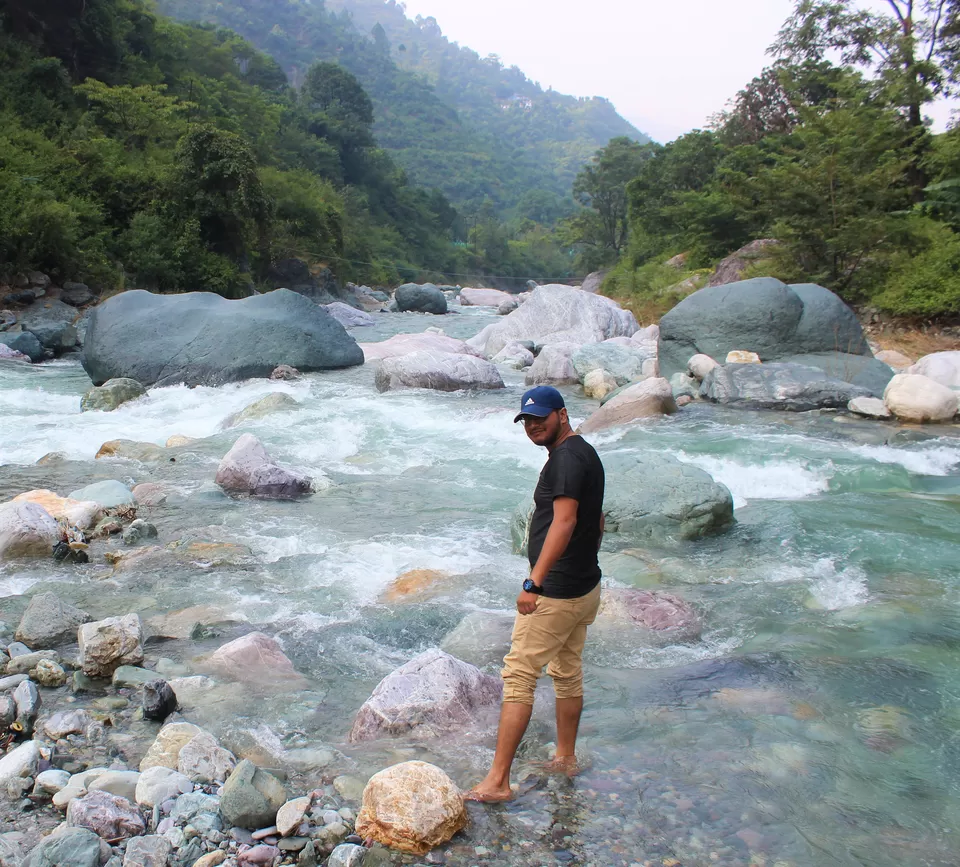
501;584;601;705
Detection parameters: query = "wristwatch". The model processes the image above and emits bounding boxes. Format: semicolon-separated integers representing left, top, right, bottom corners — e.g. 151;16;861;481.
522;578;544;595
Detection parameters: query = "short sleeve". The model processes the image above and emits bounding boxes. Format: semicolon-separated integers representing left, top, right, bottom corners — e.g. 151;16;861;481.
545;448;586;502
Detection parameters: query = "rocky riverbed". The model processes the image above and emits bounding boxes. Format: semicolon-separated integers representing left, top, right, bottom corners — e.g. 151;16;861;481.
2;283;960;867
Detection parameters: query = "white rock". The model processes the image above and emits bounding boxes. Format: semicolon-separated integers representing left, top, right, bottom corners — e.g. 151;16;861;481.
524;342;580;386
491;341;534;369
123;835;172;867
177;732;236;784
687;354;719;381
34;769;72;796
583;369;618;400
78;614;144;677
44;710;91;740
848;397;892;419
459;287;514;307
883;373;959;423
88;770;141;803
726;350;761;364
907;351;960;388
0;501;59;560
135;766;193;808
140;722;203;771
467;284;638;357
276;796;311;836
374;351;504;392
0;740;40;789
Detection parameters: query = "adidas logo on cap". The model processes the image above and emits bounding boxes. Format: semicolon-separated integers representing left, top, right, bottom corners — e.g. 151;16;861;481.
525;398;535;405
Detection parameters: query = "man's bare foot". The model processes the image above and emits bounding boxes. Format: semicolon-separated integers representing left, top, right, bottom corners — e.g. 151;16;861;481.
538;755;584;776
463;785;514;803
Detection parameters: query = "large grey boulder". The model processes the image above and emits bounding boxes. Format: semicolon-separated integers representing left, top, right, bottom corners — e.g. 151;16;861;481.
776;351;893;396
374;351;504;392
81;289;363;387
700;363;872;411
658;278;871;379
0;501;59;560
80;378;146;412
19;299;78;353
513;452;734;548
0;331;44;361
350;648;502;742
23;828;103;867
215;434;313;499
467;284;638;358
395;283;447;315
16;592;91;649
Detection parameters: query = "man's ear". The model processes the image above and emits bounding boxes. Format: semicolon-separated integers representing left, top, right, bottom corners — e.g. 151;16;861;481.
559;407;569;424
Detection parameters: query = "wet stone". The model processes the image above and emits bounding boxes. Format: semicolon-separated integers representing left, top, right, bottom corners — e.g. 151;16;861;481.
142;679;178;721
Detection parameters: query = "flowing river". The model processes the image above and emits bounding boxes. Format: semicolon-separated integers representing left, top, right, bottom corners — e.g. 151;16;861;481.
2;306;960;867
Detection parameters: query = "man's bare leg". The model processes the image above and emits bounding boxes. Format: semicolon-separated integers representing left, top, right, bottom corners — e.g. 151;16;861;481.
464;701;533;802
542;695;583;774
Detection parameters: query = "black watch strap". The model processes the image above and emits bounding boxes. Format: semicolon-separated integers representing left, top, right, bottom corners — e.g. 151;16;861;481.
523;578;544;595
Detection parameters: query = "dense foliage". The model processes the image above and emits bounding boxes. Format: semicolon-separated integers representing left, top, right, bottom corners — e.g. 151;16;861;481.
0;0;585;292
155;0;647;217
590;1;960;320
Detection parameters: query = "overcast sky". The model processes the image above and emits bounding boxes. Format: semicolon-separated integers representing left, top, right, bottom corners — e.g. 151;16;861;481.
398;0;955;142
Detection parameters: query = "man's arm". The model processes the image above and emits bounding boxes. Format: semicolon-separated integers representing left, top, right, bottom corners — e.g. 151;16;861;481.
517;496;578;615
598;512;605;551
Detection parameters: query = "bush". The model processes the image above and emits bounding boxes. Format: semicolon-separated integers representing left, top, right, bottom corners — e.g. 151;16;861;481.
601;256;709;322
875;224;960;318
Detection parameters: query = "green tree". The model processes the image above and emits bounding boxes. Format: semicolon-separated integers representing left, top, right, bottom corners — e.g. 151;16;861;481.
563;136;650;269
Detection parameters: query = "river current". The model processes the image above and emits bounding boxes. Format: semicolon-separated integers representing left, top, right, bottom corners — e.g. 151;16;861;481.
2;306;960;866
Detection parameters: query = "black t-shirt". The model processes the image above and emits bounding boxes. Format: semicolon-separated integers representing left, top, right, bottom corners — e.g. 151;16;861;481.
527;435;605;599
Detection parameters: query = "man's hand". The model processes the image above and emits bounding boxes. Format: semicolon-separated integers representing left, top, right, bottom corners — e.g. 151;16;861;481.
516;589;539;615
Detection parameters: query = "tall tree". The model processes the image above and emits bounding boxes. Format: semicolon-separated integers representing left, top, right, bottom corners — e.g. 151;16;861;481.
771;0;960;128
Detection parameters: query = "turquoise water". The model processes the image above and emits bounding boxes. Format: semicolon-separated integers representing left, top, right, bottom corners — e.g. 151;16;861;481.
1;307;960;866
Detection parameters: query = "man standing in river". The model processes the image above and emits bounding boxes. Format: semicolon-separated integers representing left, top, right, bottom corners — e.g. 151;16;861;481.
466;385;605;803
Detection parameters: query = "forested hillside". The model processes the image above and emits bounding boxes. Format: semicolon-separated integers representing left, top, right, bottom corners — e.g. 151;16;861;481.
0;0;481;292
154;0;648;215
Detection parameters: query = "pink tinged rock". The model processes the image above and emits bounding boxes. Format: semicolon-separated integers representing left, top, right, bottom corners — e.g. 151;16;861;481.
0;344;29;361
78;614;144;677
12;490;102;530
208;631;304;685
349;648;502;743
215;434;313;500
0;500;60;560
578;377;678;433
237;845;280;866
355;761;466;855
276;796;311;836
359;332;484;362
45;710;91;740
132;483;167;506
600;589;702;644
67;789;146;840
459;287;513;307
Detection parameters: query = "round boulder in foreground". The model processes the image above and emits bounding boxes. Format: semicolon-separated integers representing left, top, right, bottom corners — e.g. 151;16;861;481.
356;761;466;855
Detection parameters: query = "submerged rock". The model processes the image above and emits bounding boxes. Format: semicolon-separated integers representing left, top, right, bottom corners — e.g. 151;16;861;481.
67;480;135;508
439;611;515;670
221;392;301;429
356;761;466;855
598;589;702;645
350;648;502;742
82;288;363;387
208;631;304;685
80;378;146;412
374;350;504;392
215;434;313;500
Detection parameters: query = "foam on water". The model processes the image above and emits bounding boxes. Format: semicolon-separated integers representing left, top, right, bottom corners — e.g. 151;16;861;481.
847;442;960;476
806;558;869;610
671;450;833;508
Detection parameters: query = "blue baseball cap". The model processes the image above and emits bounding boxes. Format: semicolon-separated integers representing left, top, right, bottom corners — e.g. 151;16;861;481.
514;385;565;423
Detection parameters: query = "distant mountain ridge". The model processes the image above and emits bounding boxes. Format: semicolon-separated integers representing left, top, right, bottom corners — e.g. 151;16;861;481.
155;0;648;214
